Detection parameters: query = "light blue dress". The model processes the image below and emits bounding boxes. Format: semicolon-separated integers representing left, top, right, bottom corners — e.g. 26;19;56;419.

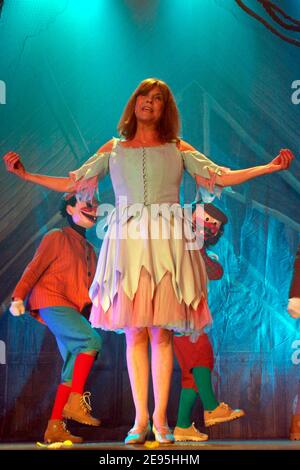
70;139;224;333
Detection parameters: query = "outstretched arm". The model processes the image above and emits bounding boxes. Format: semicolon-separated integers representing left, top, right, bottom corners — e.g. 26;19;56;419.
179;141;294;189
3;140;114;193
3;151;75;192
214;149;294;187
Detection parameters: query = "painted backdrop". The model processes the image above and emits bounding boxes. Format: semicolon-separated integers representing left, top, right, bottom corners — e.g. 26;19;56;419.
0;0;299;441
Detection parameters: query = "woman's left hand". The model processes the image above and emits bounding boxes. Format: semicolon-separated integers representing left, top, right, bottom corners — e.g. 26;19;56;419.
268;149;294;172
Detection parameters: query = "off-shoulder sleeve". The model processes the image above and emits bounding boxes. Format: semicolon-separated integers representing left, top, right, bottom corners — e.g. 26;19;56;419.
69;152;110;201
182;150;229;194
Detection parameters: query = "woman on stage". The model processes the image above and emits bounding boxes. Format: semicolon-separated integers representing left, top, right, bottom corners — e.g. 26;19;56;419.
3;77;294;444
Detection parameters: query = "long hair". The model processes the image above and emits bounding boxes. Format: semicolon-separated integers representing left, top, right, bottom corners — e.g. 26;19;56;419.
118;78;180;142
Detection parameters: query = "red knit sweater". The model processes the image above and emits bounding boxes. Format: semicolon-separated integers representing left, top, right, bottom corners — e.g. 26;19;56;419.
13;226;97;313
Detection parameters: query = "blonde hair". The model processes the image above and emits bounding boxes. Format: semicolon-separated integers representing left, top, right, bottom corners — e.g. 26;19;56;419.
118;78;180;142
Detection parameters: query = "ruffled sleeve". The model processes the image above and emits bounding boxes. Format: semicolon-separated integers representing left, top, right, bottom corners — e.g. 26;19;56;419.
182;150;229;195
69;152;110;201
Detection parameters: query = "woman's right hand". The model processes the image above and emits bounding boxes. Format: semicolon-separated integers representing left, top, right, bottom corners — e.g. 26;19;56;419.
3;151;27;179
267;149;294;173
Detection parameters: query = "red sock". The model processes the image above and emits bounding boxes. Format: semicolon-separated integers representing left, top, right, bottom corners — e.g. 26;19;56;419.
71;353;95;395
50;383;71;420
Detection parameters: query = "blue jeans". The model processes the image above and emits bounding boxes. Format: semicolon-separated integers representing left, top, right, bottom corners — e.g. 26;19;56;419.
40;306;102;382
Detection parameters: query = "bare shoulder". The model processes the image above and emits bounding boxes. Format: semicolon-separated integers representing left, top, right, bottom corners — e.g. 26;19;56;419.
177;139;196;151
97;139;114;153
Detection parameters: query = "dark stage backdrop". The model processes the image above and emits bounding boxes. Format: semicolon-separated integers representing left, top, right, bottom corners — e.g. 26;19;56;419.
0;0;300;441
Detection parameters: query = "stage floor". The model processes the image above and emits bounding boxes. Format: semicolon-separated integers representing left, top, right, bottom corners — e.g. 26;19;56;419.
1;439;300;450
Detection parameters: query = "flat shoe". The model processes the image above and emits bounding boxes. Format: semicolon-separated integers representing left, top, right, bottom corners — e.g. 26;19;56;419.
152;423;174;444
124;422;151;444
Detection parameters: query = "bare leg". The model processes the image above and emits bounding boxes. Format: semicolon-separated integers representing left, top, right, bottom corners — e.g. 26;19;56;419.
125;327;150;429
149;327;173;427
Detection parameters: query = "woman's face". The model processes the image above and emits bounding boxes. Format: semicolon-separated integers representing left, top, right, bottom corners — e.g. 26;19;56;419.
135;86;164;125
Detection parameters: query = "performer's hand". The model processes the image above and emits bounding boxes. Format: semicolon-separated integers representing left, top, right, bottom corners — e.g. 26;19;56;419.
287;297;300;319
268;149;294;173
9;300;25;316
3;151;27;179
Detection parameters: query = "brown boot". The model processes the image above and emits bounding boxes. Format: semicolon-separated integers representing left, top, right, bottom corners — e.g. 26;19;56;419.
290;414;300;440
204;402;245;427
44;419;83;443
63;391;101;426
